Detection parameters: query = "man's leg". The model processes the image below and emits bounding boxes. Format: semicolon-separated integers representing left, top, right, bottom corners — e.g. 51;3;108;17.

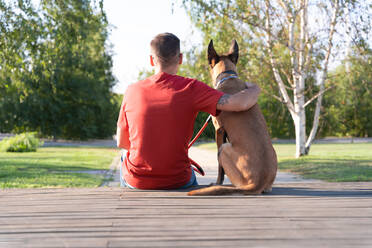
178;169;198;189
119;154;136;189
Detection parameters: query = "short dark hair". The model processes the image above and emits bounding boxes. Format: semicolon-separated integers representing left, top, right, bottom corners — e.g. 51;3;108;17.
150;33;180;67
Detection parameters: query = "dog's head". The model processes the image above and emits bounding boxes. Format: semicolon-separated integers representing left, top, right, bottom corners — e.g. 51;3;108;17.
207;39;239;87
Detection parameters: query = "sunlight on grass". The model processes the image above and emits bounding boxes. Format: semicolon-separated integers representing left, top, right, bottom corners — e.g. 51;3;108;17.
196;142;372;182
0;147;119;188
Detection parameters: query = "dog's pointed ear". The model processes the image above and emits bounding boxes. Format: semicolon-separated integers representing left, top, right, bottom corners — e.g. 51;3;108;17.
208;40;220;68
228;39;239;64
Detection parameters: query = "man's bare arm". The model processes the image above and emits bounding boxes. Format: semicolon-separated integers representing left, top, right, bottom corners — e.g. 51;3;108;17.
216;82;260;112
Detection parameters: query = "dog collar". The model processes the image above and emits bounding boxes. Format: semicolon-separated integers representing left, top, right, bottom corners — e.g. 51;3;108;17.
215;70;238;88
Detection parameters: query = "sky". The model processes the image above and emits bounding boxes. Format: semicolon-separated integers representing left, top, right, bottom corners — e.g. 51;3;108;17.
103;0;200;94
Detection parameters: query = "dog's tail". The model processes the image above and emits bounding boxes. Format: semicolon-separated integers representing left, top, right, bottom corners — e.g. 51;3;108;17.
187;184;262;196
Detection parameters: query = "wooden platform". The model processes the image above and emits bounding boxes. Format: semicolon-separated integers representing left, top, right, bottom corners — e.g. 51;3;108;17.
1;182;372;248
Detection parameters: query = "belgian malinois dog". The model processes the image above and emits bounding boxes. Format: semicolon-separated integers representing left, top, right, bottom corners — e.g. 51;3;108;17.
188;40;277;196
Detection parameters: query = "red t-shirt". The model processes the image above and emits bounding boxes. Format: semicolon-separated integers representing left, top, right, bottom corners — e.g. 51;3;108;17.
117;72;224;189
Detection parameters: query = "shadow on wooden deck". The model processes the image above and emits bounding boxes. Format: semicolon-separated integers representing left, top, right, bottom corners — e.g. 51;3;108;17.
272;186;372;197
122;182;372;198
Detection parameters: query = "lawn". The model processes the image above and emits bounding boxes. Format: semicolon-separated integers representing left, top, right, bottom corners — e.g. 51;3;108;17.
196;142;372;182
0;147;119;188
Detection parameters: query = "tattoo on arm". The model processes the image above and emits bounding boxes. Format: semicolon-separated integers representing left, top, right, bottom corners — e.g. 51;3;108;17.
218;94;231;106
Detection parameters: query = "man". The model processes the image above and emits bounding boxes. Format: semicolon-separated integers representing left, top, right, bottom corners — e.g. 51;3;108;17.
117;33;260;190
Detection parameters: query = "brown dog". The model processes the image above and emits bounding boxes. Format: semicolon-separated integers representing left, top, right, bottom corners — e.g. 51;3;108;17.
188;40;277;196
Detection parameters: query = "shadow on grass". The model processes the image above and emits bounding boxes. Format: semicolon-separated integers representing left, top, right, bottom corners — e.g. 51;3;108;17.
279;158;372;182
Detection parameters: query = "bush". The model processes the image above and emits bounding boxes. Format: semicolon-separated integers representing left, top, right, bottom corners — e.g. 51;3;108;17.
0;133;43;152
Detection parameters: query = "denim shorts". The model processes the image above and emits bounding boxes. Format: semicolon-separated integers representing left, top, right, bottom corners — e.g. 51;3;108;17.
119;154;198;189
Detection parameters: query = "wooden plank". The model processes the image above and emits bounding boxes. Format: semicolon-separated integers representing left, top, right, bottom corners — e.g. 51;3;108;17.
11;238;372;248
0;183;372;247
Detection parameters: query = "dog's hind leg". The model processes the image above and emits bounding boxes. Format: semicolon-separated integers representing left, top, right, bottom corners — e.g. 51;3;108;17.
216;163;225;185
215;127;226;185
218;143;246;186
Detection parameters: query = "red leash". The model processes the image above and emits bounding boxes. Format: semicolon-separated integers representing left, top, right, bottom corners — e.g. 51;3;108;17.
188;115;212;176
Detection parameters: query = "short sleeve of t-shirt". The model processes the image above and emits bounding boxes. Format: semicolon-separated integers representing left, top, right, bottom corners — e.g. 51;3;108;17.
117;95;128;130
116;94;131;148
191;80;224;116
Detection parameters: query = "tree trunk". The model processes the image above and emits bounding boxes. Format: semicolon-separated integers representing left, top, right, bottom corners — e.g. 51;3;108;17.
295;0;308;157
293;109;306;158
305;0;339;154
293;71;307;158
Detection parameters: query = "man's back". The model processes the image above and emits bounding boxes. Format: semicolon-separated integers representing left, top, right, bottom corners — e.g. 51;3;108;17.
118;72;223;189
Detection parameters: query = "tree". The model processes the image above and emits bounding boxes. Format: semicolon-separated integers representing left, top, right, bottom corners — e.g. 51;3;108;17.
0;0;117;139
320;46;372;138
183;0;371;157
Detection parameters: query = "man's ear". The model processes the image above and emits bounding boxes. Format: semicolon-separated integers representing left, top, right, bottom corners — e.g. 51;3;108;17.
150;55;155;66
228;39;239;64
178;53;183;65
208;40;220;68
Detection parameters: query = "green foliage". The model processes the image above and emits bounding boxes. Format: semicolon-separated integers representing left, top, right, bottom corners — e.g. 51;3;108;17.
320;46;372;137
181;0;372;140
0;0;117;139
0;133;43;152
178;2;315;139
111;92;124;111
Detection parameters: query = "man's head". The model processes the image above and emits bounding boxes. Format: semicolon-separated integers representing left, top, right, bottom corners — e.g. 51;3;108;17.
150;33;182;72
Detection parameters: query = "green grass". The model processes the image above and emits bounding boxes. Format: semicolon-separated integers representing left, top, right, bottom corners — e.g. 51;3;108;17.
0;147;119;188
196;142;372;182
